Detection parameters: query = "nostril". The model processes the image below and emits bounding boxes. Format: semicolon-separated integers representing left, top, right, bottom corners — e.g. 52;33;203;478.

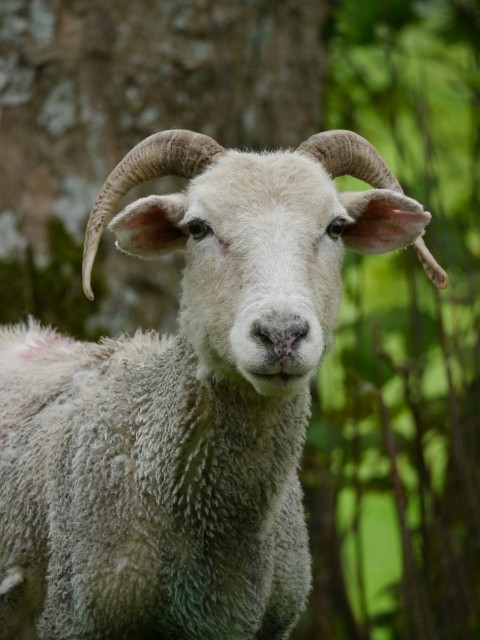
291;320;309;342
251;321;275;346
251;319;310;353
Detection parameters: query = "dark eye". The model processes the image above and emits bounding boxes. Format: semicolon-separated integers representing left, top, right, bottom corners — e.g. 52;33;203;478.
326;218;346;240
188;220;212;240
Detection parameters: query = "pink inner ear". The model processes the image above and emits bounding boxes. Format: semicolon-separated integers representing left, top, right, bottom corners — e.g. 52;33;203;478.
121;207;184;253
343;201;431;254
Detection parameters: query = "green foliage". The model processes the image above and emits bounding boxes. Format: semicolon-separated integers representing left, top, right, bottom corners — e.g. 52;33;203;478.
0;259;30;326
0;218;106;340
333;0;416;44
295;2;480;639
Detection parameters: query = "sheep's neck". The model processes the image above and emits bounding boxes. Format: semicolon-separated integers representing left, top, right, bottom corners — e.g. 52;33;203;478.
154;336;310;538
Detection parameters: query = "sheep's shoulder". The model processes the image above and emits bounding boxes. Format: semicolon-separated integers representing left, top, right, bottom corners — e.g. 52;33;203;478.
0;322;177;436
0;321;175;376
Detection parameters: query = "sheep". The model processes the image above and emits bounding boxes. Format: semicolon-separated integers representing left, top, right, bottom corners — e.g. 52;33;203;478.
0;129;448;640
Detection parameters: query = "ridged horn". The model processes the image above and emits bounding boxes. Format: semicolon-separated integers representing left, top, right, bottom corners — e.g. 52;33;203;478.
297;130;448;288
297;129;402;189
82;129;225;300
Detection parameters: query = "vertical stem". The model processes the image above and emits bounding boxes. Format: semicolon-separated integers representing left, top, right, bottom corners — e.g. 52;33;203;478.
434;289;480;537
351;422;370;636
376;389;436;640
470;47;480;213
350;250;371;636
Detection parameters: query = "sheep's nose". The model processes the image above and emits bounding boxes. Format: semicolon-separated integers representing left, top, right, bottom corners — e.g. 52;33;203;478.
252;318;310;358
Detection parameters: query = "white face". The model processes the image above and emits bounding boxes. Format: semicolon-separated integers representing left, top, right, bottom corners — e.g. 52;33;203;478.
178;151;350;397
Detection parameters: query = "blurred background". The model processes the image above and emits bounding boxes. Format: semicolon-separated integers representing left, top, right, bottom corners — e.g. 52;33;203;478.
0;0;478;637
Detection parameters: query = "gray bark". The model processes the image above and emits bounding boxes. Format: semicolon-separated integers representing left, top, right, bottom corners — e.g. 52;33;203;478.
0;0;332;335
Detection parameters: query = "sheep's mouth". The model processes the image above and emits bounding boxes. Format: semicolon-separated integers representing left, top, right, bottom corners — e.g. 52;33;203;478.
244;369;312;397
247;365;311;381
255;372;305;383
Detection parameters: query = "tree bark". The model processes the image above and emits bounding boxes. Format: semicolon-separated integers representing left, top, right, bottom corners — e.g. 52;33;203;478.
0;0;332;334
0;3;337;638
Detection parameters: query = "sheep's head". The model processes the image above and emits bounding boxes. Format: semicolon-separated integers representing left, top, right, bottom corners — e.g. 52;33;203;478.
83;130;448;397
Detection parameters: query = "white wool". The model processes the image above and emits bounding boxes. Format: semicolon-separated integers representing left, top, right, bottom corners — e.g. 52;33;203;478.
0;147;431;640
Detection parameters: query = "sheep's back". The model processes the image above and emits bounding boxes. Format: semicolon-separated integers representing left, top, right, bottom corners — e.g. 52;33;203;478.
0;322;175;563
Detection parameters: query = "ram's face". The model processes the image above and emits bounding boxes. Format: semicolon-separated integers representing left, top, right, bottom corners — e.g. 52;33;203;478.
108;142;435;397
179;152;349;397
94;130;441;397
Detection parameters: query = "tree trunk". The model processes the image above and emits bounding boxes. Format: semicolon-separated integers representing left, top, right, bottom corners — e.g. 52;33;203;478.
0;0;332;335
0;3;337;639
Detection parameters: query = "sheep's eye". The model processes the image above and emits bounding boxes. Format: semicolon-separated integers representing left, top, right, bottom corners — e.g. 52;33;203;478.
326;218;346;240
188;220;212;240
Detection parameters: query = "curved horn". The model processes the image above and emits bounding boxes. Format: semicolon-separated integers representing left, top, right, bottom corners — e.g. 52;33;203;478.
297;130;448;288
83;129;225;300
297;130;402;188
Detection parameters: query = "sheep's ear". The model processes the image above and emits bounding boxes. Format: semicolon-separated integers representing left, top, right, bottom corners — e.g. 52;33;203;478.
108;194;188;258
339;189;432;253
